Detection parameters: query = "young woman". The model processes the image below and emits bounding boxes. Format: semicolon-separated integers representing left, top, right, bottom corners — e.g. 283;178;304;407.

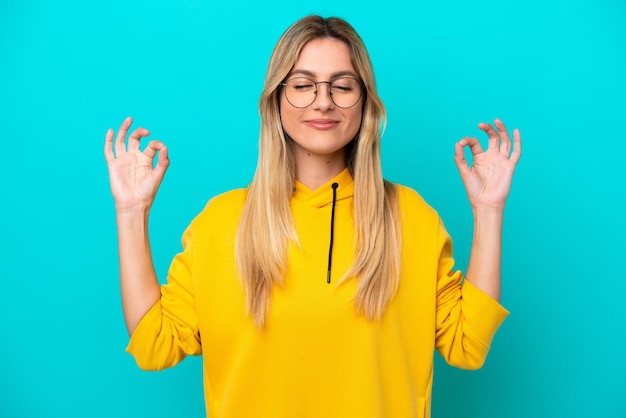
104;15;521;418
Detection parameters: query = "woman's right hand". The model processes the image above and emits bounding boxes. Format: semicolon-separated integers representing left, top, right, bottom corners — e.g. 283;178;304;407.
104;117;170;213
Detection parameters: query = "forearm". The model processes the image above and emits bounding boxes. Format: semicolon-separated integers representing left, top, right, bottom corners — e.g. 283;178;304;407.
465;209;504;302
116;208;161;335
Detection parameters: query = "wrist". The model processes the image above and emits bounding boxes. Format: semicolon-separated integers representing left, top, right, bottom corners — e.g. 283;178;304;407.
472;206;504;230
471;204;505;219
115;204;151;220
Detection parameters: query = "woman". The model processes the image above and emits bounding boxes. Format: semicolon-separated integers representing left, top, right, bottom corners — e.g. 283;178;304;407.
104;15;521;418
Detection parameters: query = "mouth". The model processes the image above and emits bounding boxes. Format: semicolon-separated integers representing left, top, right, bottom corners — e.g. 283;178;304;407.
304;119;340;130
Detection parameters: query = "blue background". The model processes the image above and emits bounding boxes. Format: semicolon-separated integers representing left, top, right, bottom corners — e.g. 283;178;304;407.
1;0;624;417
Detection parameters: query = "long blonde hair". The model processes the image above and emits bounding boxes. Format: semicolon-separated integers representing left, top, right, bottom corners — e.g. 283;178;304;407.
236;15;401;327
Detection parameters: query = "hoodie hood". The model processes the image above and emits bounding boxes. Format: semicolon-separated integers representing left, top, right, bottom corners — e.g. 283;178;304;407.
291;167;354;284
291;168;354;208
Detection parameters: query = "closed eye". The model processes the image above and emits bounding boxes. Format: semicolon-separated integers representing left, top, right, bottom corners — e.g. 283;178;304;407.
333;85;353;92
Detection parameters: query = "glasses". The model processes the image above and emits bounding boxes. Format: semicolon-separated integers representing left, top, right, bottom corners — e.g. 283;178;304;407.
280;76;364;109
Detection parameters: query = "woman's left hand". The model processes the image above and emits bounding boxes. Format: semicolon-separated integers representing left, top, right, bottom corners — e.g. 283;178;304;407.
454;119;522;212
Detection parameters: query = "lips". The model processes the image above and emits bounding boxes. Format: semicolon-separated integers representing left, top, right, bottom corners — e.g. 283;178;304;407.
304;119;340;130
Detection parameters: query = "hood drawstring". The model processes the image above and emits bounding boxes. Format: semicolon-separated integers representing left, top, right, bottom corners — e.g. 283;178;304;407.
327;182;339;284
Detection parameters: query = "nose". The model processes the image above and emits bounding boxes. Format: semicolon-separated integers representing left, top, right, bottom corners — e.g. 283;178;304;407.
312;81;335;110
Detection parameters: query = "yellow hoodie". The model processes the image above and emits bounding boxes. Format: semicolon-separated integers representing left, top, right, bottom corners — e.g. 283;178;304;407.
127;168;508;418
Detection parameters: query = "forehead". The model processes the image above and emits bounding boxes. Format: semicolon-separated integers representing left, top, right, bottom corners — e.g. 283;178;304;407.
291;37;356;77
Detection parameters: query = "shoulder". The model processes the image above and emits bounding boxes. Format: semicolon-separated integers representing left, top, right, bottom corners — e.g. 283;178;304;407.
205;188;248;211
392;183;447;251
392;183;443;242
394;183;438;221
191;188;248;230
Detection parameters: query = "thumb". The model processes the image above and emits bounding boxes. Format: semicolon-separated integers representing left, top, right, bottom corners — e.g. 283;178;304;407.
454;142;471;180
153;146;170;180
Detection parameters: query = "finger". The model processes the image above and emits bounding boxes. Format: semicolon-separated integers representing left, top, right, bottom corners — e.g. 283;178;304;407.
453;142;471;179
104;128;115;162
458;136;484;156
494;118;511;156
128;127;150;152
478;122;500;151
454;137;484;180
143;140;167;160
114;116;133;156
153;146;170;180
510;128;522;164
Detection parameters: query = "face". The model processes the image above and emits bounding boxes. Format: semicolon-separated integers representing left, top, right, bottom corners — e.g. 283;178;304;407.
280;37;363;166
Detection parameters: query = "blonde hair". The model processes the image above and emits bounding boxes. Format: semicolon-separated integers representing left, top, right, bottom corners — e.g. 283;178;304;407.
236;15;401;327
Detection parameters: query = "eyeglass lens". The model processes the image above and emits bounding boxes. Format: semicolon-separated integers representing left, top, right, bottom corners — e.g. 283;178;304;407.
283;77;362;108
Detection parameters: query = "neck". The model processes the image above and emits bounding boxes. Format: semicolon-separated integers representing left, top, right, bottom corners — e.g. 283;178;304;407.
295;152;346;190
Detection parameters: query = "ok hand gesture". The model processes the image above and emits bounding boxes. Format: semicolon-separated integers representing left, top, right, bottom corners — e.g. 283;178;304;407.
454;119;522;213
104;117;169;213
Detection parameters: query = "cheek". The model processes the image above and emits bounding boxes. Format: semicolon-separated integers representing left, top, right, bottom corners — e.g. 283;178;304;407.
279;98;298;134
347;108;363;136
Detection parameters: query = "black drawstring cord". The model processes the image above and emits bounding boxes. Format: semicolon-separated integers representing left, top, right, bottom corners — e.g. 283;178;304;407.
327;182;339;284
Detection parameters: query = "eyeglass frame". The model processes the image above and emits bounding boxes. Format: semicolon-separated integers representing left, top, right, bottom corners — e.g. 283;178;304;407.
279;76;366;109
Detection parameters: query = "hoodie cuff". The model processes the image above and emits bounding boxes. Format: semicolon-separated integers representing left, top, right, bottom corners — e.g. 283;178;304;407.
461;280;509;347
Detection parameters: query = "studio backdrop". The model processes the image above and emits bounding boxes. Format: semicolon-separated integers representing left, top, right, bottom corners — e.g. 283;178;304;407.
1;0;624;417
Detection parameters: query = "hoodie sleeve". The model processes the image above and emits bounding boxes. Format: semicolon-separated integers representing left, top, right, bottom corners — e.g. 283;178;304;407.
126;225;202;371
434;218;509;370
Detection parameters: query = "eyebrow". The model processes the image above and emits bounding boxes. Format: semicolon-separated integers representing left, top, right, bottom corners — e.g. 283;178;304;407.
288;69;359;79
